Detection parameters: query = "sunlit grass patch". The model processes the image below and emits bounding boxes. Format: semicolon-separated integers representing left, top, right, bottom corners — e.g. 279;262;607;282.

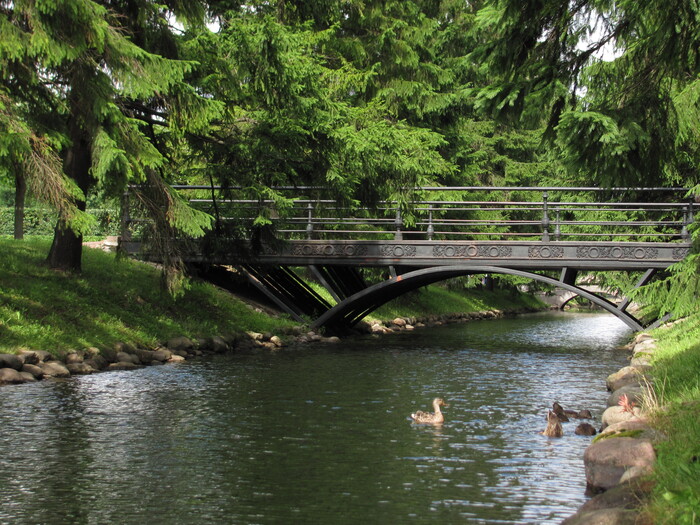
646;316;700;524
0;238;298;355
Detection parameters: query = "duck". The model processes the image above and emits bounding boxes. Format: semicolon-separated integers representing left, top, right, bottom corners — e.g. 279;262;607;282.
551;401;570;422
410;397;448;424
541;410;564;437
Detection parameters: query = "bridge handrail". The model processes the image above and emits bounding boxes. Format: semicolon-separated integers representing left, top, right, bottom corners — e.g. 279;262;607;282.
122;185;695;243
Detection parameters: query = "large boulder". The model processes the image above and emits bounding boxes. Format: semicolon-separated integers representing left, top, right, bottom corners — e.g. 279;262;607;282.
606;367;650;392
607;385;645;408
601;406;643;429
597;420;664;443
0;367;26;384
0;353;24;370
584;437;656;492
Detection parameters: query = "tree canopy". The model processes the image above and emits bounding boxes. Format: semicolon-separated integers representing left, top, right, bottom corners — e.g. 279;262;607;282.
1;0;697;311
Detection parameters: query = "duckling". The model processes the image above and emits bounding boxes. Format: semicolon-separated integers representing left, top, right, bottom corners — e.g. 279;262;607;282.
541;410;563;437
410;397;447;424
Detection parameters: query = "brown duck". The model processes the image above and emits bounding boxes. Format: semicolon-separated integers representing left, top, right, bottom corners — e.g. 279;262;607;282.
410;398;448;424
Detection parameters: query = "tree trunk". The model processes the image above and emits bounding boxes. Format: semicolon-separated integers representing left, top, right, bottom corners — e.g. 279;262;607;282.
46;131;92;272
13;171;26;240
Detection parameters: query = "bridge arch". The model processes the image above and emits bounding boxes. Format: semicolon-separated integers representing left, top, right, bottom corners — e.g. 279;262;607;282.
311;265;644;333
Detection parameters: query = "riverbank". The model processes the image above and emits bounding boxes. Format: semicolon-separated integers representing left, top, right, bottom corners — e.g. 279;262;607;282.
0;237;544;361
562;315;700;524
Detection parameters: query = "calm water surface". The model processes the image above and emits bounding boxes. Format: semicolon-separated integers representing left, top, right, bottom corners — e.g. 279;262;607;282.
0;312;632;524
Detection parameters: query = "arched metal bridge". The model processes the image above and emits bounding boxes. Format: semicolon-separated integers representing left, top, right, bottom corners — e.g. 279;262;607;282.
121;186;694;333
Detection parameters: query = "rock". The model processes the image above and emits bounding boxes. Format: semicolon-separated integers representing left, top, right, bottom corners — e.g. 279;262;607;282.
598;420;664;443
166;336;195;352
19;372;37;382
269;335;284;347
246;331;264;341
370;324;387;334
584;437;656;492
100;346;119;363
633;333;653;344
114;341;137;354
392;317;407;327
577;478;654;514
66;363;97;375
152;349;172;362
0;353;24;370
34;350;53;362
116;352;140;365
167;355;186;363
135;349;157;363
606;367;649;392
209;336;229;353
39;361;71;378
630;355;652;367
65;352;83;364
83;347;101;358
601;406;643;429
632;339;656;355
607;385;644;408
576;423;598;436
0;367;26;384
84;356;108;370
17;350;40;365
107;362;141;371
325;336;341;344
561;508;642;525
22;364;44;379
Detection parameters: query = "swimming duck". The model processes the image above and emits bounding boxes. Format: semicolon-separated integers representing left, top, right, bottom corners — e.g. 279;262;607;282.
411;398;447;424
541;410;564;437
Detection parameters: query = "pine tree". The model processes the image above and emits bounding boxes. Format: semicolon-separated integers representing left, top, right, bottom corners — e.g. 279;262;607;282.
0;0;216;272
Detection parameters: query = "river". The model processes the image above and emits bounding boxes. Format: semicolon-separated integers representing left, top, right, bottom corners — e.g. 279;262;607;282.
0;312;632;524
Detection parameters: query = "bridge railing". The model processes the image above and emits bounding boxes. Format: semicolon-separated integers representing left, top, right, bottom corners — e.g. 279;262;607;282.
122;186;694;243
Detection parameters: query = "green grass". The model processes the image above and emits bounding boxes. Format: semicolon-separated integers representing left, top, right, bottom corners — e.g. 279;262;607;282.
0;238;298;355
645;315;700;524
369;284;544;321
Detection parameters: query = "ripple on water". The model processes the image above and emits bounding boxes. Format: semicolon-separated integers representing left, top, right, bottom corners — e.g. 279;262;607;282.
0;312;631;524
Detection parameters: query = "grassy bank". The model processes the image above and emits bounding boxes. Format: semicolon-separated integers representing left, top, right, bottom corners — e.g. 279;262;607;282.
645;316;700;524
0;238;298;354
1;238;546;355
369;284;544;321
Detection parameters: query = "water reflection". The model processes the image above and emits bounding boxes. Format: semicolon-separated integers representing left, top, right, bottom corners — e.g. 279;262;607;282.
0;312;631;524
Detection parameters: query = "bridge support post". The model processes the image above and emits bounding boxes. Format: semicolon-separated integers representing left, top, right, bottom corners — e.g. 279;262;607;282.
617;268;656;313
541;192;550;242
560;267;578;286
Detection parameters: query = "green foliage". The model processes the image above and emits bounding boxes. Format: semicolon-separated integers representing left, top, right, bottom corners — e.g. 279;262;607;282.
470;0;700;188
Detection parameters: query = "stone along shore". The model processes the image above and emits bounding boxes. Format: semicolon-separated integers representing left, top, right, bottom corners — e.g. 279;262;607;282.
561;332;664;525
